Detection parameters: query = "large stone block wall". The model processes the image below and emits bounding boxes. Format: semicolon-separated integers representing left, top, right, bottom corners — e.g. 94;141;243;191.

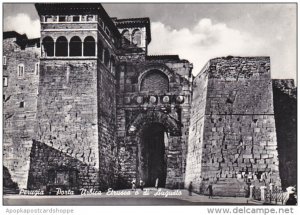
35;59;100;189
272;80;297;189
186;57;281;197
28;140;99;191
3;37;40;189
97;60;118;189
184;66;208;190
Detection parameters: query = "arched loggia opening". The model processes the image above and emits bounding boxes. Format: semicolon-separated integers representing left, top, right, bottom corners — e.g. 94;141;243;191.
140;123;167;187
121;29;130;46
83;36;95;56
42;36;54;57
55;36;68;56
132;29;142;46
69;36;82;56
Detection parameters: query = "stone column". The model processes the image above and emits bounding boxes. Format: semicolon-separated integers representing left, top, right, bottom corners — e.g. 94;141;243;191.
53;42;56;57
95;42;97;58
82;42;84;56
249;185;255;199
260;186;267;201
41;42;45;57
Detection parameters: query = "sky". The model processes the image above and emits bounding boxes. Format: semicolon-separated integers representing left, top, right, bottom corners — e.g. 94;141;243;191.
2;3;297;80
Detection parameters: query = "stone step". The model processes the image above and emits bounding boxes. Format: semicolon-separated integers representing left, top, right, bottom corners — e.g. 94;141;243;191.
204;179;248;197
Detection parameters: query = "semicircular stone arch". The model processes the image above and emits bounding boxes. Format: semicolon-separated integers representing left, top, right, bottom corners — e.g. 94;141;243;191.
138;64;174;92
140;70;169;92
128;111;181;136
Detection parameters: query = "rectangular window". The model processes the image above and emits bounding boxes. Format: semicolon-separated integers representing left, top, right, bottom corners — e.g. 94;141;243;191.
59;16;66;22
99;19;104;28
56;172;69;185
105;28;110;36
87;15;94;21
45;16;54;22
73;16;80;22
20;101;25;108
18;64;24;77
35;62;40;75
45;16;53;22
3;56;7;65
3;76;8;87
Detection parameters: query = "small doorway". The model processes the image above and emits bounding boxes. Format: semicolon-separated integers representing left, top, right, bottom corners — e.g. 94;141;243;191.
139;123;167;187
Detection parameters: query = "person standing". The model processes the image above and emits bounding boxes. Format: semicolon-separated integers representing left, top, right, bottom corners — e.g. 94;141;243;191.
155;178;159;190
140;179;144;191
286;193;297;205
131;179;136;191
285;186;297;205
188;181;193;196
207;183;213;199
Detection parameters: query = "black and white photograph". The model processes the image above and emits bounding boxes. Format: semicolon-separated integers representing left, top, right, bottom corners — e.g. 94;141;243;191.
1;0;298;213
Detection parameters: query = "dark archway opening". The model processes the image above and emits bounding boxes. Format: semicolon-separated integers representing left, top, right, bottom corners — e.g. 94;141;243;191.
121;30;130;46
69;36;82;56
42;36;54;57
83;36;95;56
140;123;167;187
132;29;142;46
55;36;68;56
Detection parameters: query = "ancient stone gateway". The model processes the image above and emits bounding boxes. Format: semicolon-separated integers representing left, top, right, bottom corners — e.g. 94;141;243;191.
116;60;193;189
127;111;182;187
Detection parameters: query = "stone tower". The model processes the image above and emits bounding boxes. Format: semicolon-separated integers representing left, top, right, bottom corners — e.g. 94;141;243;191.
3;32;40;190
29;3;119;191
185;57;281;196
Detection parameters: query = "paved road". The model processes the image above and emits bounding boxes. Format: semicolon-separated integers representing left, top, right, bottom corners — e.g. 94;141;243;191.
3;188;255;206
4;197;253;206
4;197;213;206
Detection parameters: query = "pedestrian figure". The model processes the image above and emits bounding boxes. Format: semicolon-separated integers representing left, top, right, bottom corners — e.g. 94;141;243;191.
188;181;193;196
131;179;136;191
285;186;297;205
140;179;144;191
155;178;159;190
207;183;213;199
286;193;297;205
